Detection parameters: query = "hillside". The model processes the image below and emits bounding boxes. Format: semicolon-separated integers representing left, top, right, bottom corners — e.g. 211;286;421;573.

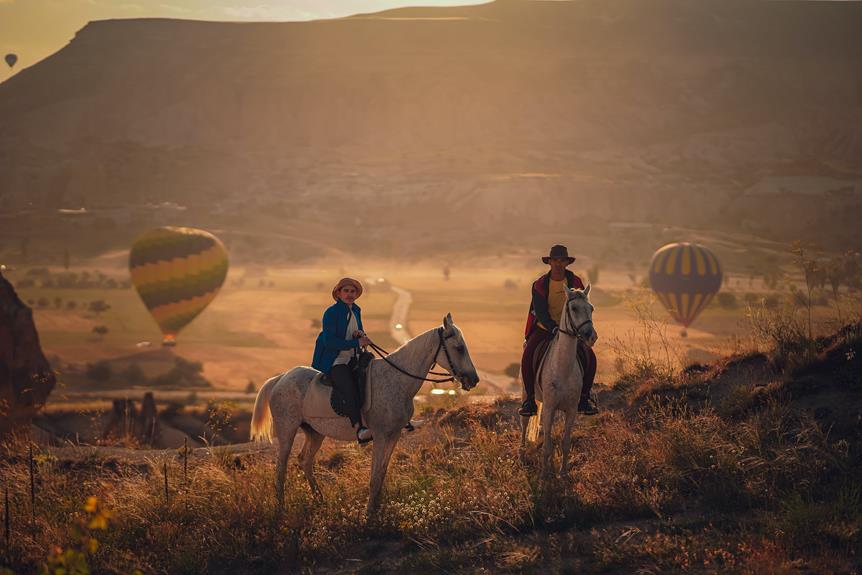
3;322;860;573
1;0;862;255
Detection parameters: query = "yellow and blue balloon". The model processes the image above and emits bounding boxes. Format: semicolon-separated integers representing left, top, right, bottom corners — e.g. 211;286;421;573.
649;242;722;335
129;227;228;346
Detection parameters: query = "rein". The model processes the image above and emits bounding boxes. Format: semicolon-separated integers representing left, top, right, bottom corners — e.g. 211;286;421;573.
558;303;593;342
366;328;457;384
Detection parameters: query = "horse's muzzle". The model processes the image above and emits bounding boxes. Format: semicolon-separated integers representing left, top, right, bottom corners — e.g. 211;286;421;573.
460;371;480;391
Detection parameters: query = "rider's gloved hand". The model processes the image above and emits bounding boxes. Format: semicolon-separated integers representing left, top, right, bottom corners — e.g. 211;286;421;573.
551;326;559;336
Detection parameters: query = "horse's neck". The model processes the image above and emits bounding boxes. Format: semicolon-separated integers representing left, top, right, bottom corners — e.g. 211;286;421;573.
375;329;439;397
548;311;581;373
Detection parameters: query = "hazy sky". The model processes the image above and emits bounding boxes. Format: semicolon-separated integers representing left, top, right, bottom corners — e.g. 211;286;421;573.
0;0;488;75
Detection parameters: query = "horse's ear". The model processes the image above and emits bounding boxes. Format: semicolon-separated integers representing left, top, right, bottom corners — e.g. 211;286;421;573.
584;284;591;297
443;313;453;330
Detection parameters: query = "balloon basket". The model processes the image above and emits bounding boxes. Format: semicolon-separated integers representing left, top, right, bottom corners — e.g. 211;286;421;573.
162;335;177;347
680;329;688;338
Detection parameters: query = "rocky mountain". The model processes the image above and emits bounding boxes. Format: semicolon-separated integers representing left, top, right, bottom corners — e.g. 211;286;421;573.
0;270;56;435
1;0;861;253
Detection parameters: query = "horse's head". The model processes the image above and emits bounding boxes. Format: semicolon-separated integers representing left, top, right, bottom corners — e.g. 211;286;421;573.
438;313;480;391
564;284;598;346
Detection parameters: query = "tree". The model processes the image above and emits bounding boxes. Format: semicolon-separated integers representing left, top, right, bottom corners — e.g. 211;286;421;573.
89;300;111;316
503;362;521;381
86;361;112;381
587;264;601;286
245;380;257;394
790;241;819;341
717;292;738;310
123;362;145;385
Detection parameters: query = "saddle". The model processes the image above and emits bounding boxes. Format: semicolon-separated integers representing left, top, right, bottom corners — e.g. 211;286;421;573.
531;336;554;388
303;352;374;419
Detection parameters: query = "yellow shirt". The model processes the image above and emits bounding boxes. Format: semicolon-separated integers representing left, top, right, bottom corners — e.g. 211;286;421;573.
547;278;567;328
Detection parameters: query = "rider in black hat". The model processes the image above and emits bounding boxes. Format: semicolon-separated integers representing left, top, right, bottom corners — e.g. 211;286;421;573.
519;244;598;417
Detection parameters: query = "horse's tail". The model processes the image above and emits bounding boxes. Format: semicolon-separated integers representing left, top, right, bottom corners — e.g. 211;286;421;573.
250;373;281;442
527;402;543;443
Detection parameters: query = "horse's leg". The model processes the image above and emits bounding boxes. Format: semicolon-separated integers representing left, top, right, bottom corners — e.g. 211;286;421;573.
540;399;556;477
275;424;299;513
519;415;530;463
367;435;399;518
299;427;325;499
559;409;577;477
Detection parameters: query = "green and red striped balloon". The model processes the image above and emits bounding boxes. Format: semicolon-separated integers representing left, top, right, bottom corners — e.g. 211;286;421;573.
129;227;228;345
649;242;722;334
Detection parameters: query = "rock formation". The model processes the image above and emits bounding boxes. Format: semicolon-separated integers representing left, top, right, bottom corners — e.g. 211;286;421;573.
0;270;56;436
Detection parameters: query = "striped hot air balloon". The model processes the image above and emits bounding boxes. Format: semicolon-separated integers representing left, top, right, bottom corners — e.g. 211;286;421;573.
129;227;228;346
649;242;722;336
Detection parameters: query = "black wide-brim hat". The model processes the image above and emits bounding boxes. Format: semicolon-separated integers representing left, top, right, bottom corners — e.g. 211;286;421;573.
542;244;576;265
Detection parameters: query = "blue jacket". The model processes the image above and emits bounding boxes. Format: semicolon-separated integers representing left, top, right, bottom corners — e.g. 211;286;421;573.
311;300;364;374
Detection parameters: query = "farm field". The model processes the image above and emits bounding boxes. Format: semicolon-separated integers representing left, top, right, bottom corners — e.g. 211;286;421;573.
6;253;853;404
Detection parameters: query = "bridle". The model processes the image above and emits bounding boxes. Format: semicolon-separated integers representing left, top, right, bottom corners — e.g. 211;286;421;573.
366;327;461;384
558;300;593;343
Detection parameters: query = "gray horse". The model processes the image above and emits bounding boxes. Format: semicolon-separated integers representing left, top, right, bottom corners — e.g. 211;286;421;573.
251;313;479;515
520;285;597;476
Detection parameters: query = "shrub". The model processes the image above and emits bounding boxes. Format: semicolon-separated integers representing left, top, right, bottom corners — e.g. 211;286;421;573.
717;292;738;310
85;361;112;382
123;362;146;385
503;362;521;379
88;300;111;315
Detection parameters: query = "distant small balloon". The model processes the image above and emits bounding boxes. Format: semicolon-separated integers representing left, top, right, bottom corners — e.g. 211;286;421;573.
4;54;17;68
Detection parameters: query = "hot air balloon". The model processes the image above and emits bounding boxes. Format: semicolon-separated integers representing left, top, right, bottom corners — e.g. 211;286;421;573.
4;54;17;68
649;242;722;336
129;227;228;346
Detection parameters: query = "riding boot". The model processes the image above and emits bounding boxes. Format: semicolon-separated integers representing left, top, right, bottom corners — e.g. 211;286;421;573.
577;344;599;415
519;371;538;416
330;364;361;426
519;329;548;417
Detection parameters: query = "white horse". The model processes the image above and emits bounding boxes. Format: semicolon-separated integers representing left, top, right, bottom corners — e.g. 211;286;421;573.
520;285;598;476
250;313;479;515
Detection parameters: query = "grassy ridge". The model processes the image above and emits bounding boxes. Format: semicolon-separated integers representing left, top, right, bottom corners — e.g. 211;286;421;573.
2;323;860;573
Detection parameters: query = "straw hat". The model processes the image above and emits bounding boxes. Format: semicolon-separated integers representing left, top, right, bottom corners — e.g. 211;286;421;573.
331;277;364;301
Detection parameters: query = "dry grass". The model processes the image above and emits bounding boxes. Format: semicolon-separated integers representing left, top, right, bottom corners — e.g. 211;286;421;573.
3;306;861;573
1;387;858;574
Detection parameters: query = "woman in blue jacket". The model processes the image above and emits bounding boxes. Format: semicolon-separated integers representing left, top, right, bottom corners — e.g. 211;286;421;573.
312;277;372;443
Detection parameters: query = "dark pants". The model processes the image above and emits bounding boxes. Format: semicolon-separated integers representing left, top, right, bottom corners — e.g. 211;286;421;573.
521;329;596;401
330;364;361;427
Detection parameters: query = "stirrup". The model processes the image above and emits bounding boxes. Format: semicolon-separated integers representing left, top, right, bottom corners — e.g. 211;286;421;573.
356;427;373;444
578;397;599;415
404;421;415;432
518;399;538;417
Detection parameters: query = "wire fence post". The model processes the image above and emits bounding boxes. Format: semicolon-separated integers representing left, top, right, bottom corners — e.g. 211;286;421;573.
4;483;10;548
28;444;35;530
163;461;169;505
183;438;188;486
